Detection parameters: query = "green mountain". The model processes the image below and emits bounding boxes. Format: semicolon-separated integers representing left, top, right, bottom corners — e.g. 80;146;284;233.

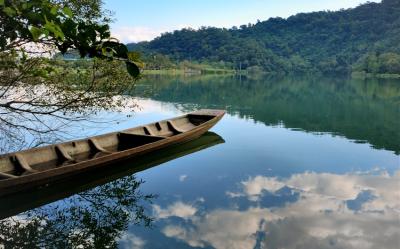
128;0;400;75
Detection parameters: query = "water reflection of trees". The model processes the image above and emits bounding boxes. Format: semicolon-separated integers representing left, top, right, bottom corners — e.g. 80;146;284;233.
0;175;155;248
136;75;400;154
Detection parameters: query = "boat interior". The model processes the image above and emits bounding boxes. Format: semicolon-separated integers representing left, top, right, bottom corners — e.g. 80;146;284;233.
0;114;215;179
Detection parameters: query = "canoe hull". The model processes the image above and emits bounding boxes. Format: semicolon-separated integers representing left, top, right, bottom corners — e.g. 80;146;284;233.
0;110;224;197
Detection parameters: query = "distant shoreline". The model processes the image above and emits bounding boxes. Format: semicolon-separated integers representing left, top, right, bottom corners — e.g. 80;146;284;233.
351;72;400;79
142;69;400;79
142;68;236;75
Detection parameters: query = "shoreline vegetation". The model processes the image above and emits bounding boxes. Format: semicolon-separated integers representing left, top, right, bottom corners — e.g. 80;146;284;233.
54;57;400;79
142;67;400;79
142;68;235;75
143;69;400;79
351;71;400;79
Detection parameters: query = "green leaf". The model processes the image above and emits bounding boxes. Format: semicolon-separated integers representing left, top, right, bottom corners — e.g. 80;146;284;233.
26;12;42;24
103;41;128;59
45;21;65;41
50;6;58;15
63;7;73;18
3;7;16;16
0;0;5;6
21;2;31;10
61;19;77;37
127;51;141;61
30;26;42;41
126;61;140;77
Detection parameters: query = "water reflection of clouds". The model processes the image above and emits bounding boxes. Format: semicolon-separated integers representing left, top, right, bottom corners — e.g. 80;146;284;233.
179;174;188;182
119;232;147;249
153;170;400;249
153;201;197;220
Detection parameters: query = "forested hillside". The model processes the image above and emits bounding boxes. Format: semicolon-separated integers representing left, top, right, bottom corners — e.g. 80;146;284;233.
128;0;400;75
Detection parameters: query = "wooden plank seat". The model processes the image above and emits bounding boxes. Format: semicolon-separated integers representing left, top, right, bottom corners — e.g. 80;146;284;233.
143;126;154;136
55;145;74;162
142;124;175;137
167;120;196;133
88;138;112;154
167;121;184;133
14;154;37;173
55;145;83;166
154;122;175;137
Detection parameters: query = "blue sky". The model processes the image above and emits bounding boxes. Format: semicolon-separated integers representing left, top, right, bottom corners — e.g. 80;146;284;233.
104;0;380;43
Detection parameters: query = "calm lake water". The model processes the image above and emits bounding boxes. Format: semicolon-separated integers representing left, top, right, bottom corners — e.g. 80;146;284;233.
1;75;399;248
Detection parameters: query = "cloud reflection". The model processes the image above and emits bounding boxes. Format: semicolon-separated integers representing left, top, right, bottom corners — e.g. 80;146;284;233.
153;202;197;220
119;232;146;249
155;170;400;249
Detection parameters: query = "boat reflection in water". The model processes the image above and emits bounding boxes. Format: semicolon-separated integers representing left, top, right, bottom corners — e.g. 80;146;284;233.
0;132;224;248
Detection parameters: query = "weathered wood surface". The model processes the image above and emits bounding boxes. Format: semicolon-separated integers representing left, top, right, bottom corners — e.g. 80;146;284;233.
0;109;225;197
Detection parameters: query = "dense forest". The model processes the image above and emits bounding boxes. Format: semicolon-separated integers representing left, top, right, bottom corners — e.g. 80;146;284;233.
128;0;400;75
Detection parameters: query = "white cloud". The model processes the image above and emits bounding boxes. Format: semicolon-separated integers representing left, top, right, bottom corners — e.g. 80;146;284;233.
196;197;205;203
111;26;167;43
162;225;205;248
153;201;197;220
111;24;209;43
225;191;245;198
179;175;188;182
238;171;400;211
159;170;400;249
162;207;277;249
242;175;285;200
119;232;146;249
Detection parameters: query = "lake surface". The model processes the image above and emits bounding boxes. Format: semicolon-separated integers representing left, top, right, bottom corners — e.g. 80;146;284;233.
1;75;399;249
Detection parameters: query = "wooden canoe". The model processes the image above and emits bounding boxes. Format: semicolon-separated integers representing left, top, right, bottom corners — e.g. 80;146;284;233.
0;131;224;219
0;109;225;197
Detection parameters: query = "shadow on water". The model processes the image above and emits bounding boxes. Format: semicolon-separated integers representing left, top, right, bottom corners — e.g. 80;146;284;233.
134;74;400;154
0;132;224;248
0;174;154;248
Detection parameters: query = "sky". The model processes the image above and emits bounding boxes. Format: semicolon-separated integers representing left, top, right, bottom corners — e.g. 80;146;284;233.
103;0;381;43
